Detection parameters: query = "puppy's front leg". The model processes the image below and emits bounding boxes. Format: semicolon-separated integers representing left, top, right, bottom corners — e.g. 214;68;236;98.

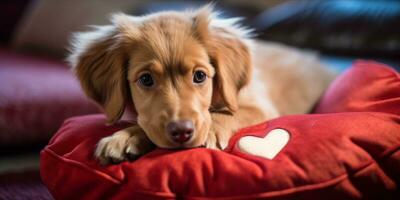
206;105;268;150
205;111;239;150
95;126;155;165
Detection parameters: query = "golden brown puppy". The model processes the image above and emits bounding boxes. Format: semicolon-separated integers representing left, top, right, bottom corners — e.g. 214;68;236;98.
68;5;335;164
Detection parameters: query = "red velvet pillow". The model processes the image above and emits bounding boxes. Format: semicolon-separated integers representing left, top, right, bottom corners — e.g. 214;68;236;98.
40;61;400;199
314;60;400;115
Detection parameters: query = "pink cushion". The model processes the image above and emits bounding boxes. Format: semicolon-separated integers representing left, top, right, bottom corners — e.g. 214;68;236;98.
0;49;99;146
40;61;400;199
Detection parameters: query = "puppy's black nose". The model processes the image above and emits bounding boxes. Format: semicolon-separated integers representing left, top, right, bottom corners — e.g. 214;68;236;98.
167;120;194;143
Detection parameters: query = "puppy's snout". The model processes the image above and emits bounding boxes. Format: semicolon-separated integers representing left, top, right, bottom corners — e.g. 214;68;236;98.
167;120;194;143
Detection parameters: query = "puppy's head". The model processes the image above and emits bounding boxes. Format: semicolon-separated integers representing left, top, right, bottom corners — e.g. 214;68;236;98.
69;5;251;148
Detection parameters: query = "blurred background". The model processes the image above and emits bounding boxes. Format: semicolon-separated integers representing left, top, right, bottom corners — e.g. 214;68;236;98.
0;0;399;199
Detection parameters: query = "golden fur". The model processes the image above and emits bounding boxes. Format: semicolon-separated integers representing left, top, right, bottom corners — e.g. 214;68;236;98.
69;5;335;164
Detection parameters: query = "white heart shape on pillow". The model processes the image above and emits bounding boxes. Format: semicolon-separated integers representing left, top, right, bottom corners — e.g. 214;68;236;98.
238;129;290;159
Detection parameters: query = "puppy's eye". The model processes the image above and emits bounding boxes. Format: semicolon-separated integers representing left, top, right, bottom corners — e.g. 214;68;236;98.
193;70;207;84
138;73;154;87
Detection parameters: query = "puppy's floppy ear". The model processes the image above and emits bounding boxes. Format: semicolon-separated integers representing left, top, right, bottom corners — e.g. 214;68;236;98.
68;13;140;124
193;6;252;112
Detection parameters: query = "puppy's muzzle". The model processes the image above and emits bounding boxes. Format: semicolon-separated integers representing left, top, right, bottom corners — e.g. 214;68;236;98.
167;120;194;144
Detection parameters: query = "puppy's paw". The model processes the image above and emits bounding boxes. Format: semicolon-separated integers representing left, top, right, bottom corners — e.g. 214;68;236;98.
204;129;230;150
204;133;219;149
95;127;154;165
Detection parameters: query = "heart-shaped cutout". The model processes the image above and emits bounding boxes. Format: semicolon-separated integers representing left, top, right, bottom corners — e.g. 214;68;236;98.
238;128;290;159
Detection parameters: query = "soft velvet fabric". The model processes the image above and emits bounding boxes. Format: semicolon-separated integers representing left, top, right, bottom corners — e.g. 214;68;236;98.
0;50;99;147
314;60;400;115
40;61;400;199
